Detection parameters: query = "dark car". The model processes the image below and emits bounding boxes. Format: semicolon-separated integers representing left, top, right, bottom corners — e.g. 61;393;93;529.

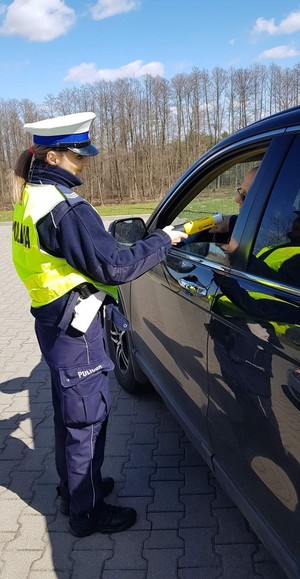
105;106;300;579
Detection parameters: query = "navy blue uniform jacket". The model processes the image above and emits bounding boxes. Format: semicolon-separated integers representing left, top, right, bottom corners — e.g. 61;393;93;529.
29;161;172;325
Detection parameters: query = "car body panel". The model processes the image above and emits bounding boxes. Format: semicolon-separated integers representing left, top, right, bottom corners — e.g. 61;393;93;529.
129;257;216;462
107;106;300;579
207;272;300;577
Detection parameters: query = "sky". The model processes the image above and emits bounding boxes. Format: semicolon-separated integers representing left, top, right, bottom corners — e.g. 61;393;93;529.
1;0;300;103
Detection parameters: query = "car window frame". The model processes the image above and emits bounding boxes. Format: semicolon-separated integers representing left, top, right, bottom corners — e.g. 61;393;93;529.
151;134;295;274
243;133;300;293
148;130;286;231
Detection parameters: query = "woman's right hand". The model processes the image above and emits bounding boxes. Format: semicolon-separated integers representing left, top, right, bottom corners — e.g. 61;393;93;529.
163;225;188;245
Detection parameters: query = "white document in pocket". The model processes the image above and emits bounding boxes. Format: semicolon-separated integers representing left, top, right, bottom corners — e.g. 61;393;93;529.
71;290;106;333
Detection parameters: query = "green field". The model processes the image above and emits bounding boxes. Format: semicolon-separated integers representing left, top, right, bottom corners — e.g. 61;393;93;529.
1;203;157;222
1;197;237;222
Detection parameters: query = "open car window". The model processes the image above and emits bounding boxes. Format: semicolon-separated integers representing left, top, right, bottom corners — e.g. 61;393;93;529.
170;150;267;265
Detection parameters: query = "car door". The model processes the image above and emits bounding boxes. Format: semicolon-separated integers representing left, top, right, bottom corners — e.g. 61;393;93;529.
128;133;288;466
207;134;300;578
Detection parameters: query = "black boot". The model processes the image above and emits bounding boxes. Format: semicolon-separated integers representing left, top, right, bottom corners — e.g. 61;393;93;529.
56;483;70;515
69;504;137;537
57;477;115;516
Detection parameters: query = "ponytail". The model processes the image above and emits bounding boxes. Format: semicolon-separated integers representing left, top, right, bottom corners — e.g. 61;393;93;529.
12;145;54;203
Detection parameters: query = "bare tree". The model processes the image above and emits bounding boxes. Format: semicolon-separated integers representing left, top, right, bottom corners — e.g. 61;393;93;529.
2;63;300;208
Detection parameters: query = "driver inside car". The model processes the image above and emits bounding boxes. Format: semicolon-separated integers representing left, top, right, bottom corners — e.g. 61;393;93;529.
177;166;259;251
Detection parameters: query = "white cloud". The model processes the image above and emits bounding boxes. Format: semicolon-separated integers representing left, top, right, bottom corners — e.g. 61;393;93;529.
64;59;165;83
253;10;300;35
0;0;75;41
90;0;139;20
258;44;299;60
253;17;277;35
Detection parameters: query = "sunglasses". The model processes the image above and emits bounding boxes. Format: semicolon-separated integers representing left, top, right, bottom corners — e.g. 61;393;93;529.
236;187;246;201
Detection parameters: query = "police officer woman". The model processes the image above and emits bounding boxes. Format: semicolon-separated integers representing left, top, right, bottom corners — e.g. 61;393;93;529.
11;112;187;538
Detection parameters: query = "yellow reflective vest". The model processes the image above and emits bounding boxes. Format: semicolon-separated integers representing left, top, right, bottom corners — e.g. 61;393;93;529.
12;184;117;308
256;244;300;272
212;242;300;342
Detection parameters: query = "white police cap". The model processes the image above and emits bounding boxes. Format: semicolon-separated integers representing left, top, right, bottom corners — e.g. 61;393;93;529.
23;112;99;156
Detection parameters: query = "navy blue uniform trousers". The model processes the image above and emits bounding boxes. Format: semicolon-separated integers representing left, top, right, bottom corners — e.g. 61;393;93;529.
35;311;114;520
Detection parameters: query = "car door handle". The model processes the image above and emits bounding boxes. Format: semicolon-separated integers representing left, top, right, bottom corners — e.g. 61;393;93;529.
178;276;208;296
165;255;195;273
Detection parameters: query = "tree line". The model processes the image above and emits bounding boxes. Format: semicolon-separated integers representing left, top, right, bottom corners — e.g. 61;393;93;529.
1;62;300;208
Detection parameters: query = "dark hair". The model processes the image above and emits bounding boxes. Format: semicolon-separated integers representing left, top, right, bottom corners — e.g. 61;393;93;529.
12;145;67;202
14;145;58;180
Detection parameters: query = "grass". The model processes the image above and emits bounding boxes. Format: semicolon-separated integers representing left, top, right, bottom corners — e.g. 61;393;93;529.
0;203;158;222
94;203;158;217
179;198;237;217
1;192;237;222
0;209;14;222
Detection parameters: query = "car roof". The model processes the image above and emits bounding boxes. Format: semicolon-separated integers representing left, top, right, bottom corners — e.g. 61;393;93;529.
149;105;300;222
207;105;300;157
178;105;300;185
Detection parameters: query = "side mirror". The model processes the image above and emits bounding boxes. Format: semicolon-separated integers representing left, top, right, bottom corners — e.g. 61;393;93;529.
108;217;147;245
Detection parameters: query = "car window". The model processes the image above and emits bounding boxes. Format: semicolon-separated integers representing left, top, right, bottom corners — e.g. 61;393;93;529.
171;150;266;265
248;136;300;289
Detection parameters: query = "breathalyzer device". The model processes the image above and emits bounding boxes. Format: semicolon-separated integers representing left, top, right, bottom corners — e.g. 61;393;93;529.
174;213;224;235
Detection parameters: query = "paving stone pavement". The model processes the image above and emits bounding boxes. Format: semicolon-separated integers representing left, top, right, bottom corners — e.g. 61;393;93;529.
0;222;288;579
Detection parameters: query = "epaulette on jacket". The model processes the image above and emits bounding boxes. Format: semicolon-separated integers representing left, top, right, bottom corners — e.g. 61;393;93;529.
56;185;85;207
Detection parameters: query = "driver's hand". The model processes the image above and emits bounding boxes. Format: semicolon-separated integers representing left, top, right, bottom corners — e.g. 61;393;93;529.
209;215;230;234
222;237;238;254
163;225;188;245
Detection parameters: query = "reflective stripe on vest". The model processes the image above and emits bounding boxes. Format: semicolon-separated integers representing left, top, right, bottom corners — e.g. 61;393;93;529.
12;184;117;307
256;245;300;271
